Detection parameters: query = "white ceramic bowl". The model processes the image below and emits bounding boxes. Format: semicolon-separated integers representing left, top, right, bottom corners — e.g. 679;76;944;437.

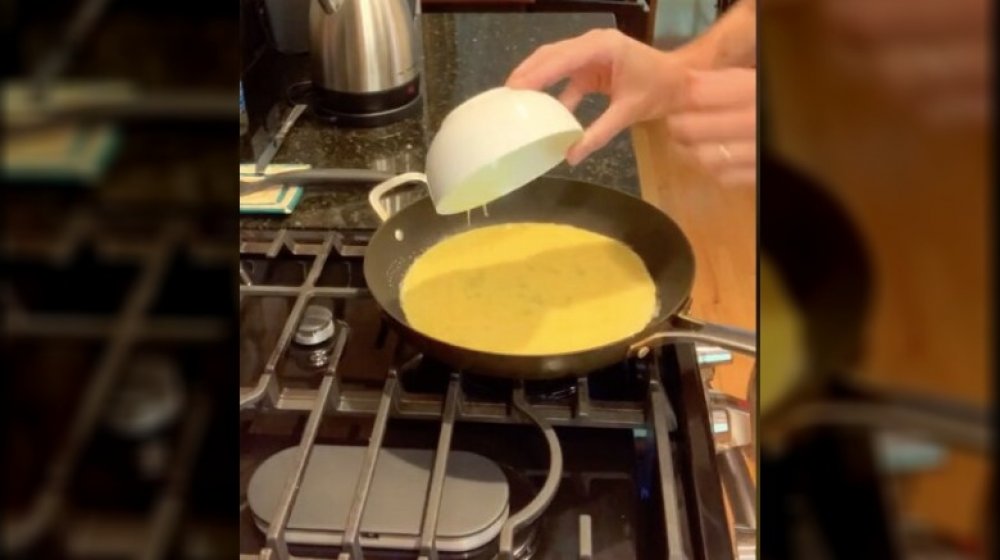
426;87;583;214
367;87;584;220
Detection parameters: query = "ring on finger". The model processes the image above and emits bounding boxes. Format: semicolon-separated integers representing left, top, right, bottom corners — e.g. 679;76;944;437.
717;143;733;162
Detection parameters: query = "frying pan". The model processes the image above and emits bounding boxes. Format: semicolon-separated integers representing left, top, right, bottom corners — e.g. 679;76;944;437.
362;173;756;380
758;153;988;446
756;151;991;560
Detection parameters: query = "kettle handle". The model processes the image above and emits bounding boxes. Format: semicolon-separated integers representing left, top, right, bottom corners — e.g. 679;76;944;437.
316;0;337;15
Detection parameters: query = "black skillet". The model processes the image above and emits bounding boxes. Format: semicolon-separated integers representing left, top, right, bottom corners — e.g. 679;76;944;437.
758;151;989;447
362;173;756;380
758;151;990;560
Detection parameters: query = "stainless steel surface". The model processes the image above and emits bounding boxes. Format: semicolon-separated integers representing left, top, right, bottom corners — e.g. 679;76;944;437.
709;391;753;450
649;373;687;560
309;0;419;94
138;393;211;560
734;528;756;560
104;354;184;438
241;234;337;411
248;445;509;551
784;401;990;452
719;448;756;531
262;326;349;560
710;380;757;560
498;389;564;560
632;315;757;358
339;375;397;560
294;304;336;345
417;375;460;560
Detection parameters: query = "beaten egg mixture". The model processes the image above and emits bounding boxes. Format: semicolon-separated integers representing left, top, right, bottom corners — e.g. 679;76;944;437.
400;223;658;355
759;255;806;414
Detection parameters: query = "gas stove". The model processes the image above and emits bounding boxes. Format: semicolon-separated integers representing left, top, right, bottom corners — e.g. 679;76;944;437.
239;227;755;560
2;201;236;559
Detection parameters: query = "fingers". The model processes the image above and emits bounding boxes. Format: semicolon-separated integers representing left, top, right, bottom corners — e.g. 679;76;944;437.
874;41;987;95
691;141;756;170
922;91;990;126
672;118;757;184
680;69;756;112
668;107;756;144
566;102;635;166
718;166;757;187
506;29;616;90
668;68;758;183
557;79;588;112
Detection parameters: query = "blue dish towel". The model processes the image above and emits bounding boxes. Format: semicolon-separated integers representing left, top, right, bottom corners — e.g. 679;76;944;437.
3;80;129;184
239;163;310;214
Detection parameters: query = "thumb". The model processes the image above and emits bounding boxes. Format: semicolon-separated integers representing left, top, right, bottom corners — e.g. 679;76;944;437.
566;102;634;165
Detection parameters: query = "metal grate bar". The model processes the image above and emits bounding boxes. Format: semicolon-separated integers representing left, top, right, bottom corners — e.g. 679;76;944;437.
417;374;461;560
271;386;646;427
575;376;591;419
240;263;253;286
650;372;687;560
240;374;276;410
718;447;757;533
2;224;179;554
138;392;211;560
240;286;367;299
337;374;398;560
5;313;228;341
262;234;335;376
498;386;564;560
265;230;288;258
5;223;229;264
262;325;350;560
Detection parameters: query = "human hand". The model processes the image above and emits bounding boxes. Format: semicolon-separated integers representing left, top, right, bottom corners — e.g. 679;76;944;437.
818;0;988;126
506;29;689;165
669;67;757;186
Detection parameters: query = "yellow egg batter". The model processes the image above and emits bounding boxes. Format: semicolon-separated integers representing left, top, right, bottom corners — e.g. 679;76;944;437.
400;223;658;355
759;255;806;415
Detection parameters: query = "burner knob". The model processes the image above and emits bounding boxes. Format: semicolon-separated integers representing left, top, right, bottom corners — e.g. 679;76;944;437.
294;305;335;346
104;354;184;438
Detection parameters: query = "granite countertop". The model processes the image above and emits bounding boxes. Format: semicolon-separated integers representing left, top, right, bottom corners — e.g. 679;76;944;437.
241;12;639;231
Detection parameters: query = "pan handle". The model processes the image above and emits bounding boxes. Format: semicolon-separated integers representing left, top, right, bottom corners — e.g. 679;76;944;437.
367;172;428;222
629;314;756;357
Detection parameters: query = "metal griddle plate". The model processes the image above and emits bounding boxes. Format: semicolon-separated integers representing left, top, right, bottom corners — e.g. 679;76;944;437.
247;446;510;552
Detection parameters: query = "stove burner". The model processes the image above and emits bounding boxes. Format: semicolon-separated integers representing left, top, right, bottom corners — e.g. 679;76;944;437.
395;352;651;404
104;354;184;438
294;304;335;346
394;353;579;402
462;375;578;403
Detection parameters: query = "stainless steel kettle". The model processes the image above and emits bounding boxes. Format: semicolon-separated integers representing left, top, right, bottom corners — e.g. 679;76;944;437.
309;0;420;120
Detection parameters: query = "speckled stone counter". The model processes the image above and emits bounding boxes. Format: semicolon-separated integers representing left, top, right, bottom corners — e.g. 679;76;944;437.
241;12;638;230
